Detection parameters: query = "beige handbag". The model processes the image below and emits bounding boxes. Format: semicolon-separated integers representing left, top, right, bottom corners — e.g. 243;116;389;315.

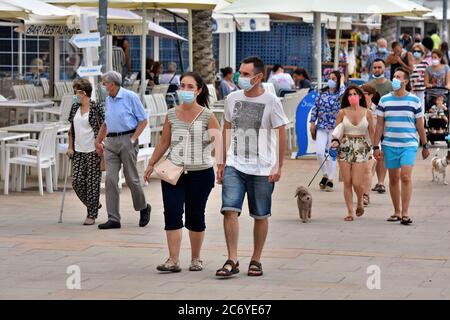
154;108;204;186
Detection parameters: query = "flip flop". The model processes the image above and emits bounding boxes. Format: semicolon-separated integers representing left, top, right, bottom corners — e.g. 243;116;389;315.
387;215;402;222
344;216;354;221
401;217;413;225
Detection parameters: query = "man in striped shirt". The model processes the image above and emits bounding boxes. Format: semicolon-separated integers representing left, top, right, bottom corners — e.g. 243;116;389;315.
373;68;430;225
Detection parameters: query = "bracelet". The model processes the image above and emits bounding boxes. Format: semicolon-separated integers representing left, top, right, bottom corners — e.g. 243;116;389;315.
372;146;380;150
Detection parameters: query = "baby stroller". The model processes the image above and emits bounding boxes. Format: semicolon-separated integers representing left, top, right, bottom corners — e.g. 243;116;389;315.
424;87;450;148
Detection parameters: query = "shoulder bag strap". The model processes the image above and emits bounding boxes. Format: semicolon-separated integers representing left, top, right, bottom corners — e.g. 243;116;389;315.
183;108;205;171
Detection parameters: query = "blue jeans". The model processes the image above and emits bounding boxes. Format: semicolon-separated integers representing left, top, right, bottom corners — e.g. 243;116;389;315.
221;166;274;219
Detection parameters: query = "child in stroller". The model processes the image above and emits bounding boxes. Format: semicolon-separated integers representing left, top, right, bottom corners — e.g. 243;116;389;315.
429;95;448;134
424;87;450;146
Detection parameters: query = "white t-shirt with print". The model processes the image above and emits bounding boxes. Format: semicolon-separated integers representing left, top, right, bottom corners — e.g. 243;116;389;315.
224;89;289;176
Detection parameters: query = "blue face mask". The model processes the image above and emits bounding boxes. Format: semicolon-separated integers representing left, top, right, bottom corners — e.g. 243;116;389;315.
238;76;256;91
72;95;80;105
328;79;337;89
392;78;403;91
101;85;109;96
378;47;388;54
178;90;196;104
413;51;422;59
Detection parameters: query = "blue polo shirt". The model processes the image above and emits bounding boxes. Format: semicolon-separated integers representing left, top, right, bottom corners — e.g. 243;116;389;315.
104;87;147;133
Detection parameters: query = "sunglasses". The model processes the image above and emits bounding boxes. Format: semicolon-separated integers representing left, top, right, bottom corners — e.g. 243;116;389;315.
413;50;423;54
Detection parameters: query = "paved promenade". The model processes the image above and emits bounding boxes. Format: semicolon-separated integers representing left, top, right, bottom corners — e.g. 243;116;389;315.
1;149;450;300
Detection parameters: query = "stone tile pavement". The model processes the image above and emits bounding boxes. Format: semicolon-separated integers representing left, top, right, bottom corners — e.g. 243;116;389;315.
1;148;450;300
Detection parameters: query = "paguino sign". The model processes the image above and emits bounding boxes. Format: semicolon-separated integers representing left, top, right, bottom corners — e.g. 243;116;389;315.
25;23;141;36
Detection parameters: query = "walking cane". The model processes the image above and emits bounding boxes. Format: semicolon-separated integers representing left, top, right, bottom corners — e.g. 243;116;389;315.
58;156;71;223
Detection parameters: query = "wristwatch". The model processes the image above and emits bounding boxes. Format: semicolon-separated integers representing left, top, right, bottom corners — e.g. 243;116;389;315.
421;142;430;149
372;146;380;150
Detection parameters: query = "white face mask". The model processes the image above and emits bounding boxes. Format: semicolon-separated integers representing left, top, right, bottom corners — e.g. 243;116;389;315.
432;59;441;66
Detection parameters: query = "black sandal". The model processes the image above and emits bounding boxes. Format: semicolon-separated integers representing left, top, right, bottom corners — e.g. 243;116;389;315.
216;259;239;277
401;217;413;225
387;215;402;222
248;260;263;277
378;184;386;194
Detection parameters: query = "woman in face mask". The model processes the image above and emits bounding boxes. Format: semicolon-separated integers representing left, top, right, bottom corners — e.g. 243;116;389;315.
424;49;450;89
67;79;105;225
410;44;429;108
143;72;221;273
309;70;345;192
331;85;375;221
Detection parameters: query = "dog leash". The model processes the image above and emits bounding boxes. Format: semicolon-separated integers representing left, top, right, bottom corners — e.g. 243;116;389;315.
307;146;338;187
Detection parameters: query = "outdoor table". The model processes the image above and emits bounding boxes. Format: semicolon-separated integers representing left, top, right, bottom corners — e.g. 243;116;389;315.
0;100;55;125
0;132;30;181
0;122;70;139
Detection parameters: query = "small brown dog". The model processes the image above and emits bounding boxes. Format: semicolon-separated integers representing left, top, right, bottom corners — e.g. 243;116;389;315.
295;186;312;223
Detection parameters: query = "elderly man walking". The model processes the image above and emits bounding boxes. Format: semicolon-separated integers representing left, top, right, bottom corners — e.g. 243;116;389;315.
95;71;151;229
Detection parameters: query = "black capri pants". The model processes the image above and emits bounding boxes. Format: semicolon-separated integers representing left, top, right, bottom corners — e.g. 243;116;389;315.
161;167;215;232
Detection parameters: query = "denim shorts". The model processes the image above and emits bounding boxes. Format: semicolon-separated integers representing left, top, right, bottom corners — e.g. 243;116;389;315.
221;166;274;219
382;146;417;169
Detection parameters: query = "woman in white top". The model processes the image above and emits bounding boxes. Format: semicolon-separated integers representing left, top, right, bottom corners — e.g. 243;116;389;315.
67;79;105;225
331;85;375;221
144;72;221;273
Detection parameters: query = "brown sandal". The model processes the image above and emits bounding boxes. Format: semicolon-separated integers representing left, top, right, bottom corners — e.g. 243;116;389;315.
344;215;354;221
363;194;370;206
216;259;239;277
356;207;365;217
248;260;263;277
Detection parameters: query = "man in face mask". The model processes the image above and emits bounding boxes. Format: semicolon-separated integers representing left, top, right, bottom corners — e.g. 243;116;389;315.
367;38;390;79
373;68;429;225
216;56;290;278
368;58;392;195
368;59;393;97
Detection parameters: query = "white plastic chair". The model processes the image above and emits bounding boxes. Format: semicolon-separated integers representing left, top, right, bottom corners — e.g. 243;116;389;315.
4;125;58;196
262;82;277;96
13;85;27;100
151;84;169;96
207;84;218;107
40;78;50;97
137;114;155;185
145;94;167;147
33;94;72;123
282;90;308;150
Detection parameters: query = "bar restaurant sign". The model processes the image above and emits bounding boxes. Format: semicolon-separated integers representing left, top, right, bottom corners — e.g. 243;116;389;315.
25;22;143;36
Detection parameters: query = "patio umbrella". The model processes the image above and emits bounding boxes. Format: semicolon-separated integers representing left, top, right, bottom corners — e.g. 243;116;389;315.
0;0;72;18
218;0;431;87
46;0;218;10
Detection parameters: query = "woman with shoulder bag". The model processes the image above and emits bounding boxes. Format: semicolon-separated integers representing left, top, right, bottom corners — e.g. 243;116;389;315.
309;70;345;192
67;79;105;225
143;72;221;273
